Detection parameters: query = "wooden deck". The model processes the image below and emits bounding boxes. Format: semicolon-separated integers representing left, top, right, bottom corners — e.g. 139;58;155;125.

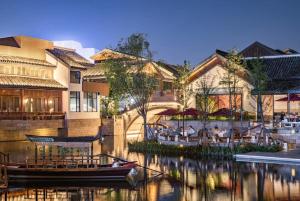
235;148;300;165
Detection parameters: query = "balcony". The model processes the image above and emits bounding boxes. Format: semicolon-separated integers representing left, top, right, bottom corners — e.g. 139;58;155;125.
0;112;65;120
82;81;109;96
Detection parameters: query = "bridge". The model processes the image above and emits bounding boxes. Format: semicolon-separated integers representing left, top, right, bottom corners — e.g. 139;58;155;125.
122;98;180;140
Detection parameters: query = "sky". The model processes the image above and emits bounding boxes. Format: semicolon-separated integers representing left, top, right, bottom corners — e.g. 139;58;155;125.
0;0;299;66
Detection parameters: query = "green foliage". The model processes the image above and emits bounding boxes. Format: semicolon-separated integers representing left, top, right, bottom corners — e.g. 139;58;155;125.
128;141;282;159
247;58;268;123
219;50;246;113
104;33;159;140
116;33;151;58
174;60;193;108
248;59;267;90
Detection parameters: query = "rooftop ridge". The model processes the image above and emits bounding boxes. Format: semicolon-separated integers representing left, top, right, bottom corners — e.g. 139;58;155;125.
244;54;300;60
53;46;76;52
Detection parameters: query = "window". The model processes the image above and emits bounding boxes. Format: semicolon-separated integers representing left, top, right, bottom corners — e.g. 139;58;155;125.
163;81;173;91
70;71;81;84
83;92;97;112
70;91;80;112
0;96;20;112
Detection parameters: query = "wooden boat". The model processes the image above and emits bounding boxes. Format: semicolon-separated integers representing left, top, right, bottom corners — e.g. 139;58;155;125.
6;161;136;183
1;134;138;185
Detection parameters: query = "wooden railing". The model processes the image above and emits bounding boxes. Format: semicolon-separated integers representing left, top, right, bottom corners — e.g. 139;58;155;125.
0;112;65;120
25;154;128;169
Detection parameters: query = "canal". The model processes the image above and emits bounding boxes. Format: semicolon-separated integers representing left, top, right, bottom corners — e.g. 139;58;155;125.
1;136;300;201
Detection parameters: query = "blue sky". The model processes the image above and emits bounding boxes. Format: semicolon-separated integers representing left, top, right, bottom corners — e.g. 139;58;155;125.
0;0;299;66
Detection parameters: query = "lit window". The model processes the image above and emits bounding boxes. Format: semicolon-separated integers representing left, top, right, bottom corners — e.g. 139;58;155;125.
70;91;80;112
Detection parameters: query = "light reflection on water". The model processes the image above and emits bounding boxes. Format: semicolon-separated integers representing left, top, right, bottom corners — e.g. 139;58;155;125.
1;136;300;201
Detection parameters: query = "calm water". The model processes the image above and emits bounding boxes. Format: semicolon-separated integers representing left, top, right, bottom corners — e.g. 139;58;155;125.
1;136;300;201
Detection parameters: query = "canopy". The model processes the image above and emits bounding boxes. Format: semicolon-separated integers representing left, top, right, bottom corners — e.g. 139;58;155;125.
156;108;179;116
26;134;99;148
177;108;203;116
209;108;235;117
276;94;300;102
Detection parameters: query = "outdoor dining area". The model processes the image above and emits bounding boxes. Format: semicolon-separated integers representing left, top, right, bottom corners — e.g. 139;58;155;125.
153;107;260;147
274;94;300;130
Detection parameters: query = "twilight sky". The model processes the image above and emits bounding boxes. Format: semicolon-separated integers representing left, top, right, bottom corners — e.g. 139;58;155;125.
0;0;299;66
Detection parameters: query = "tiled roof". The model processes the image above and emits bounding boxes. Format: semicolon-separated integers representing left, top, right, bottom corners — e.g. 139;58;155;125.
0;37;20;48
247;55;300;94
240;41;281;57
246;55;300;80
82;64;106;77
0;75;67;90
252;79;300;95
156;61;179;76
47;48;94;69
0;55;55;67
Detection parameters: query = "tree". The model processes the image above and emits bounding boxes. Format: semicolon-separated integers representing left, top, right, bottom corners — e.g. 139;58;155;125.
174;60;193;109
104;33;158;140
219;49;246;144
195;75;216;129
104;60;128;115
248;58;268;144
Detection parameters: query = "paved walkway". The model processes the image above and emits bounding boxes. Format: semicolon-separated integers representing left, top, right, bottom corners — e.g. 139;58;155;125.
235;148;300;165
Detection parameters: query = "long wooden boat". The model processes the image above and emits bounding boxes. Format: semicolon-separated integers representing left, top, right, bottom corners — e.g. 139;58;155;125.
6;162;136;183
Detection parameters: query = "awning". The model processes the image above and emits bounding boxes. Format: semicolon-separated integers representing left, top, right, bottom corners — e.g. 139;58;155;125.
26;134;98;147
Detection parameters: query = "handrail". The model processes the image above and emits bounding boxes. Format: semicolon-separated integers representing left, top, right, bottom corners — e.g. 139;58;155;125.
24;154;131;169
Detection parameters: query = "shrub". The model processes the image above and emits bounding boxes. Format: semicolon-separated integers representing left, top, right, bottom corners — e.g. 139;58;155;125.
128;141;282;159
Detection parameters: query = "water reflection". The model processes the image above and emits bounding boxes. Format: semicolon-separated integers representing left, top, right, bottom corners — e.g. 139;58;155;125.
1;136;300;201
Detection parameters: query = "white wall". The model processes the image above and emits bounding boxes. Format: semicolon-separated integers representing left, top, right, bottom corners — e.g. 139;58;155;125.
46;52;100;120
188;64;257;115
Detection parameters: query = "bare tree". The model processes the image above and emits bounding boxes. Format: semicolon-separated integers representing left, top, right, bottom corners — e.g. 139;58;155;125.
219;49;246;144
174;60;193;109
195;75;216;129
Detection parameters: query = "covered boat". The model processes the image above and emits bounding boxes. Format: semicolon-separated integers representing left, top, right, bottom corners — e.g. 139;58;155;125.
3;134;137;184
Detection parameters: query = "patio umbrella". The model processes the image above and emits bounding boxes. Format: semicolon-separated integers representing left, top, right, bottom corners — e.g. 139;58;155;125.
156;108;180;127
276;94;300;102
209;108;235;117
156;108;179;116
177;108;203;116
177;108;203;131
276;94;300;116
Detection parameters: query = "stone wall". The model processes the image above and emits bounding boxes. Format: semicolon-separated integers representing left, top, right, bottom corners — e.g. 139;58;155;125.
66;119;101;137
101;117;124;136
0;118;102;140
0;119;64;141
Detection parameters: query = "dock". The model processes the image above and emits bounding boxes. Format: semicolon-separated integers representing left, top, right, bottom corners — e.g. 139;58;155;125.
234;148;300;165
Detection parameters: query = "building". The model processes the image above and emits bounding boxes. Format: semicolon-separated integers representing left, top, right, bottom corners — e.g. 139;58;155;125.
88;48;180;136
0;36;108;141
188;41;300;120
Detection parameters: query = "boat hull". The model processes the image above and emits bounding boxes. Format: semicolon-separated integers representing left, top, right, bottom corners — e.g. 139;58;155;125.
7;163;136;183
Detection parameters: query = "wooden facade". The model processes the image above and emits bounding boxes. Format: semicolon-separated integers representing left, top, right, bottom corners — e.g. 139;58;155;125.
0;89;64;120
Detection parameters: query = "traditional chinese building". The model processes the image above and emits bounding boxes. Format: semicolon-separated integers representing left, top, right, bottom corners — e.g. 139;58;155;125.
0;36;108;140
188;41;300;120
